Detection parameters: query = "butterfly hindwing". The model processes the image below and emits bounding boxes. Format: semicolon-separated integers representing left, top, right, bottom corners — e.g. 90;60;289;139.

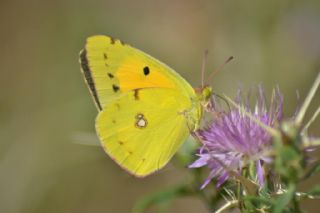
96;88;191;176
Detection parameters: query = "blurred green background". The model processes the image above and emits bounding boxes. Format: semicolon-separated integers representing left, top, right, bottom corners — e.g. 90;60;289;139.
1;0;319;212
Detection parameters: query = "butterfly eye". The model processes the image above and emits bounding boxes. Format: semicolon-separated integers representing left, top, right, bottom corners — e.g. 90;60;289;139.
143;66;150;76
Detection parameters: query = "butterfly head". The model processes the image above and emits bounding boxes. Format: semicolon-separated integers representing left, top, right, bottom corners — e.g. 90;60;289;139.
195;86;213;104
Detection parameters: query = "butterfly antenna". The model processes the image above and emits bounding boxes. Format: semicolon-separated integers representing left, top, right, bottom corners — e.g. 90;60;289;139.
212;92;231;112
205;56;234;85
201;49;209;88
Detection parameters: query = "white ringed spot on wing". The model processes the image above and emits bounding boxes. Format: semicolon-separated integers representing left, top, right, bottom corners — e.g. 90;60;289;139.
135;113;148;129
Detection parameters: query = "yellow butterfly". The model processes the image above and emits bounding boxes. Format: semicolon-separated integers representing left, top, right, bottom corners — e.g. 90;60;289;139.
79;35;212;177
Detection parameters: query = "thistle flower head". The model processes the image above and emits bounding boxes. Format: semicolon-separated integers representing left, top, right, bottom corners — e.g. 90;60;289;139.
190;87;283;189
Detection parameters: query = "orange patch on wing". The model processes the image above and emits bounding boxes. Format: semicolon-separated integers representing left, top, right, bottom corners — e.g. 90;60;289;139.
116;58;175;91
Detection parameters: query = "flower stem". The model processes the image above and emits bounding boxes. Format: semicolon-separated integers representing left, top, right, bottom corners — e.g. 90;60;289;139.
295;72;320;126
215;200;239;213
302;105;320;134
304;138;320;148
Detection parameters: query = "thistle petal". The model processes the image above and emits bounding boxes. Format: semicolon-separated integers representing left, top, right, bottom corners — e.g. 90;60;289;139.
191;87;283;188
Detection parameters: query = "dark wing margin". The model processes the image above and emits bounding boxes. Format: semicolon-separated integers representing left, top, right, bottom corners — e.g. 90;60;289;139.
79;49;103;111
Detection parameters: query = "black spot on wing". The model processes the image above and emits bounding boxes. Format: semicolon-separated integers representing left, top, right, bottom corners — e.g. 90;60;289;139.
143;66;150;76
112;84;120;92
108;73;114;79
134;89;140;100
115;103;120;110
110;37;115;44
79;49;102;111
109;36;126;45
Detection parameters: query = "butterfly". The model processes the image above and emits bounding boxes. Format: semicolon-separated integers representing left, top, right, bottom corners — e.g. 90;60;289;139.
79;35;212;177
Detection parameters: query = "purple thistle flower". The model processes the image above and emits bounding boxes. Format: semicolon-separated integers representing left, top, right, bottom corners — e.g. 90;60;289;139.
190;87;283;189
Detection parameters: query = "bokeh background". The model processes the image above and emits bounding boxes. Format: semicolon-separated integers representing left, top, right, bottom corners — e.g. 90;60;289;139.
1;0;320;212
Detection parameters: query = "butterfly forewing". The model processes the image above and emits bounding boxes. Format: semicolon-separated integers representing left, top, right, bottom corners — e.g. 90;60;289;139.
80;35;195;109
